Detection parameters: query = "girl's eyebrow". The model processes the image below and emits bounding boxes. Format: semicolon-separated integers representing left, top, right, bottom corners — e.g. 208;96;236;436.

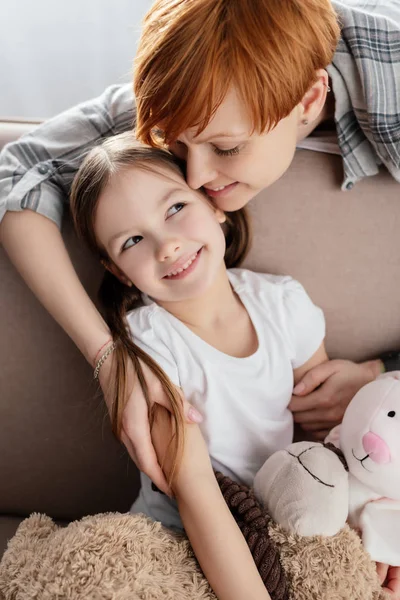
107;187;183;246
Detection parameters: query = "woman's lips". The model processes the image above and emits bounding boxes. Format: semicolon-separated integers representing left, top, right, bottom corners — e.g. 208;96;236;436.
204;182;239;198
163;248;203;280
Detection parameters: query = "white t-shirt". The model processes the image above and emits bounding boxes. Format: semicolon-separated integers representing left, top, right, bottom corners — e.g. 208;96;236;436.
128;269;325;529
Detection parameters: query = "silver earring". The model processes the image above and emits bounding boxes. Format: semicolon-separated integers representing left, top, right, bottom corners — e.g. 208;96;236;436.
324;83;331;92
302;119;309;125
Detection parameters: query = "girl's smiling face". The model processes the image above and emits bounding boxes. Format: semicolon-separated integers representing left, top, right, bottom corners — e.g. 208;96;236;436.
94;164;227;303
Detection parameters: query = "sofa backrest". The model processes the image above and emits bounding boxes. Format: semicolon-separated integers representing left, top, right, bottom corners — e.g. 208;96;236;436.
1;123;400;521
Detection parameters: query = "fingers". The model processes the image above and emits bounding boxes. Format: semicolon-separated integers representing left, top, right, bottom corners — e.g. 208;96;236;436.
134;437;172;496
122;388;172;496
310;429;331;441
376;562;388;584
385;566;400;596
141;362;203;424
122;419;172;496
298;421;333;432
293;405;343;425
289;390;323;412
120;430;138;464
292;361;339;396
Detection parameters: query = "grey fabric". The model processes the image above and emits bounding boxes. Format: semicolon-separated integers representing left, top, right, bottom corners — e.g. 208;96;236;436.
0;85;134;227
330;0;400;189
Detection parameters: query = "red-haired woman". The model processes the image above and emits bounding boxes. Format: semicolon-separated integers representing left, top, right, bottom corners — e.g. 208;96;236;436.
1;1;399;593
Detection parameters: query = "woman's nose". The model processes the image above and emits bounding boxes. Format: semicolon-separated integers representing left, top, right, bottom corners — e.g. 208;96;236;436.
186;149;218;190
362;432;391;464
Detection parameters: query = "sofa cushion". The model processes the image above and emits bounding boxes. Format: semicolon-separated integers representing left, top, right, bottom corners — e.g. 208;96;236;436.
0;517;25;558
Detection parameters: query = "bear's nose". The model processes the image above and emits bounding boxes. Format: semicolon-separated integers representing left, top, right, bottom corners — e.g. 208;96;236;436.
362;432;391;464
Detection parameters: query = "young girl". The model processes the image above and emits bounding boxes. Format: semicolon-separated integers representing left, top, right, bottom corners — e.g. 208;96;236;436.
70;131;327;599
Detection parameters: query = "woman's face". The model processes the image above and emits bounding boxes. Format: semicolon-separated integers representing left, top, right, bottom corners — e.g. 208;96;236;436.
169;87;303;211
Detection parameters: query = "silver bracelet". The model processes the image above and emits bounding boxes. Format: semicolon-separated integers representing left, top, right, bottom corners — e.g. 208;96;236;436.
94;342;117;380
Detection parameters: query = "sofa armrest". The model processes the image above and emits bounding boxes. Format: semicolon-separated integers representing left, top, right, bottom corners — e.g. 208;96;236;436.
0;118;42;151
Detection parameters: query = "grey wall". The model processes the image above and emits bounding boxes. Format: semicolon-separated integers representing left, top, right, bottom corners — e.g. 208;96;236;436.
0;0;152;118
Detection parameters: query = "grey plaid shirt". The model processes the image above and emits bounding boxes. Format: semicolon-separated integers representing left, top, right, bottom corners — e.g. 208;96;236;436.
1;0;399;228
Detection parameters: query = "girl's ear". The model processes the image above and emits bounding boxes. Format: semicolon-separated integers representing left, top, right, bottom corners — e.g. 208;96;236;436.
100;258;133;287
215;208;226;224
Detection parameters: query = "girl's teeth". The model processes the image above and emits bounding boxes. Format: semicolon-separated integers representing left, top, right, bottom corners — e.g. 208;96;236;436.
166;251;198;277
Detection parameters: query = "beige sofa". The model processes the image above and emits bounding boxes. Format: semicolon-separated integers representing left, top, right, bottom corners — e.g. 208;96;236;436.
1;119;400;558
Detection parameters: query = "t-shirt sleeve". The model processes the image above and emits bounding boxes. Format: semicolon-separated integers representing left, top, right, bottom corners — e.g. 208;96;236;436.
126;306;180;387
279;278;325;369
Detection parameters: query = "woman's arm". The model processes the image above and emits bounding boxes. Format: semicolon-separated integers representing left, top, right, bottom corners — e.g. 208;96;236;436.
152;408;271;600
0;209;201;493
293;341;328;386
1;209;110;363
290;342;382;439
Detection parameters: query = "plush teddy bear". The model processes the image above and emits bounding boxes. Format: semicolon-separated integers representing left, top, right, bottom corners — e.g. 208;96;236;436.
2;375;395;600
0;473;385;599
254;371;400;567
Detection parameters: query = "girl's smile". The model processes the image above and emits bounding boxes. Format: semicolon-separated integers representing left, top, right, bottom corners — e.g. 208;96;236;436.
164;247;203;279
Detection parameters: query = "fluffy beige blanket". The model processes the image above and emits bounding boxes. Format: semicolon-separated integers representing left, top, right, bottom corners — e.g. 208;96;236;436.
0;511;387;600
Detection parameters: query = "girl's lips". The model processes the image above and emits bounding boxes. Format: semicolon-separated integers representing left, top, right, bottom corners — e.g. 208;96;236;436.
163;248;203;281
204;182;239;198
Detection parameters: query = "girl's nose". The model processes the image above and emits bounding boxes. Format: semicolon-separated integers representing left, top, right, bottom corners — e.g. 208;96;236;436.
362;432;391;464
157;239;180;262
186;149;218;191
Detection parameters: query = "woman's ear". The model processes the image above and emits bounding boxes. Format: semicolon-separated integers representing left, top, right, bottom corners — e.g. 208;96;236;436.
101;258;133;287
298;68;330;126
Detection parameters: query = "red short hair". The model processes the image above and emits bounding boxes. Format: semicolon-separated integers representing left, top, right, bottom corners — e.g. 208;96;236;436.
134;0;340;145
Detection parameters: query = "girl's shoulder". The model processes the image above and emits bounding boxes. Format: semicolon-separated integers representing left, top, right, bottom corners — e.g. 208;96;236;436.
125;301;166;338
228;268;305;300
228;268;321;322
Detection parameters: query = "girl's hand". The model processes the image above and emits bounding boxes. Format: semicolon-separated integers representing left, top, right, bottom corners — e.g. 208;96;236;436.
376;563;400;598
289;359;381;440
99;355;203;496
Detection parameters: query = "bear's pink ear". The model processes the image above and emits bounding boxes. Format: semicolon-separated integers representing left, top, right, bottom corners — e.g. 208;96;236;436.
377;371;400;382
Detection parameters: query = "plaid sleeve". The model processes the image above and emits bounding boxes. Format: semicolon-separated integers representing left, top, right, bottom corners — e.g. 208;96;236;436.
330;0;400;189
0;84;135;228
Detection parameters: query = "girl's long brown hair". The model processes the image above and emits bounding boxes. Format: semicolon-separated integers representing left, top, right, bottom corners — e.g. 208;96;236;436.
70;132;251;486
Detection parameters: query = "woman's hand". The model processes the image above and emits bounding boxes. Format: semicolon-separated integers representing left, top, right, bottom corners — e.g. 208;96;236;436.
289;359;382;439
376;563;400;598
99;355;203;495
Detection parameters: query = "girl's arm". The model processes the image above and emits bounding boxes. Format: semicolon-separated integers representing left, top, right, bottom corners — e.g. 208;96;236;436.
152;407;271;600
